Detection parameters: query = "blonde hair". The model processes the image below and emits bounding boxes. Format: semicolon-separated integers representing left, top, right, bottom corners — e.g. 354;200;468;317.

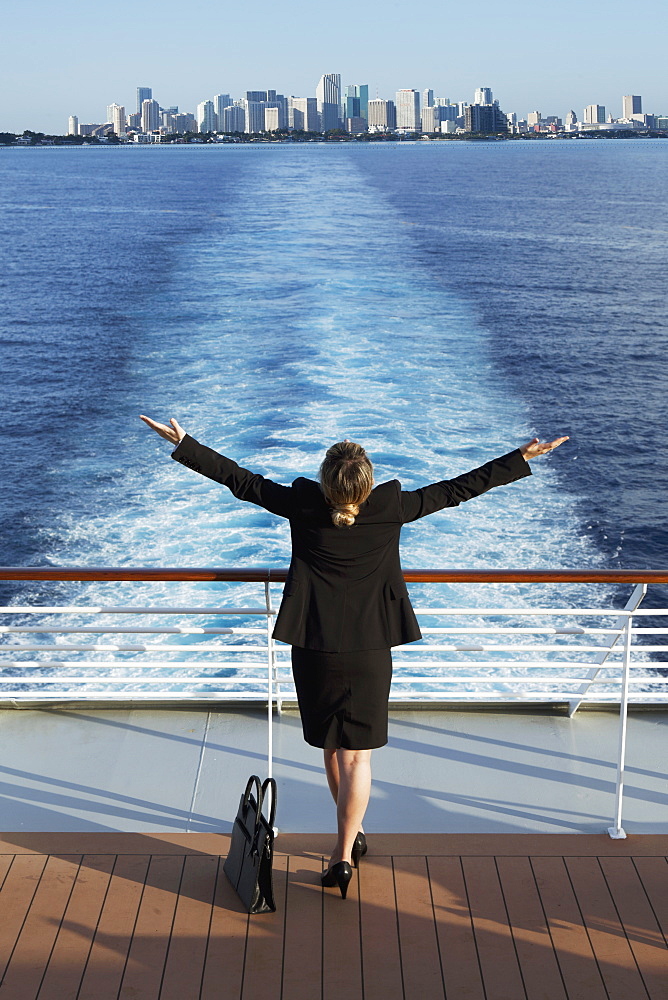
319;441;374;528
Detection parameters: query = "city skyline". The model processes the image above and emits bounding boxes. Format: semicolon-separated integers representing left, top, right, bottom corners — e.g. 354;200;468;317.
1;0;665;134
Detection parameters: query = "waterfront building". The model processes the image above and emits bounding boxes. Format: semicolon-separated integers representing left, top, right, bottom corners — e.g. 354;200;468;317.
474;87;493;105
141;99;160;132
465;103;508;133
422;88;434;109
127;112;141;130
241;100;265;133
108;104;126;136
421;106;440;132
395;89;420;130
213;94;232;125
527;111;541;126
345;85;369;123
316;73;341;131
78;124;100;136
622;95;642;118
584;104;606;124
288;97;319;132
196;100;217;133
441;120;456;133
367;98;396;130
264;107;279;132
222;105;245;132
345;116;367;134
438;104;458;123
136;87;152;114
68;115;78;135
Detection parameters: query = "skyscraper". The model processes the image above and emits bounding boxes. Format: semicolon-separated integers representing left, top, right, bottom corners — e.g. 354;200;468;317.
473;87;493;106
109;104;126;136
465;103;508;133
584;104;606;124
141;99;160;132
316;74;341;131
214;94;232;125
367;99;396;130
223;105;245;132
395;90;420;130
288;97;319;131
137;87;152;114
68;115;78;135
196;101;217;133
345;85;369;123
422;89;434;108
622;95;642;118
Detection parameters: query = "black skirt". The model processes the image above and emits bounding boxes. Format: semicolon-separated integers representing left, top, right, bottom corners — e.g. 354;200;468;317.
291;646;393;750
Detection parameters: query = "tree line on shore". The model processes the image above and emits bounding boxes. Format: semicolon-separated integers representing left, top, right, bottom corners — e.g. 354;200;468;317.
2;127;666;146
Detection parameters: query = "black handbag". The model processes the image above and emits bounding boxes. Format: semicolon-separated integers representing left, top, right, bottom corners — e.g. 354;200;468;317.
223;775;277;914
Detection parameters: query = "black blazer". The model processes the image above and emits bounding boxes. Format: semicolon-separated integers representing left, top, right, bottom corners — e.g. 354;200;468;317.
172;436;531;652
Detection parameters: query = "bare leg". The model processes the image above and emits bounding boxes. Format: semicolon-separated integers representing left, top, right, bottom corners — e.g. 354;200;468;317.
323;748;339;803
329;748;372;867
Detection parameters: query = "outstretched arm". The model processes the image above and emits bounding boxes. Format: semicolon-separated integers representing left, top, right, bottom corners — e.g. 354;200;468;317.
139;414;294;518
400;435;568;523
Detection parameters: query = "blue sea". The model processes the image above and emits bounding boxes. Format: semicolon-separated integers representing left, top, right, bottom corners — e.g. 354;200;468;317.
1;140;667;642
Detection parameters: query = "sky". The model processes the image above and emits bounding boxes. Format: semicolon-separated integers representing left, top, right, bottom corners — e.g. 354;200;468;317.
2;0;666;133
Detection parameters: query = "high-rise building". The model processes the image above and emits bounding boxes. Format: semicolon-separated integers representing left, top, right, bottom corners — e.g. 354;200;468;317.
288;97;319;131
137;87;152;114
316;73;341;131
141;99;160;132
68;115;78;135
465;103;508;133
223;105;245;132
196;101;217;133
584;104;606;124
127;112;141;130
474;87;493;105
421;106;440;132
265;107;279;132
527;111;541;126
214;94;232;125
395;89;420;129
110;105;126;136
241;100;265;133
247;91;267;102
622;95;642;118
367;99;396;130
345;84;369;122
422;89;434;108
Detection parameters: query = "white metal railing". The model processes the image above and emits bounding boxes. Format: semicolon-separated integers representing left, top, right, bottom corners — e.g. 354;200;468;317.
1;568;667;838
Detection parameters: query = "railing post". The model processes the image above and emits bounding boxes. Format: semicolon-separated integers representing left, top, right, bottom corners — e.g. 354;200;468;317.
607;603;636;839
264;580;274;780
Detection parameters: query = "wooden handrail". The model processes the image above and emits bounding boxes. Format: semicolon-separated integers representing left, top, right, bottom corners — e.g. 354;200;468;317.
1;568;668;584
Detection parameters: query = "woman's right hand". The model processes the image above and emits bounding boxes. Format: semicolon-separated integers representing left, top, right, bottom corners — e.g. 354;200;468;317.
139;415;186;446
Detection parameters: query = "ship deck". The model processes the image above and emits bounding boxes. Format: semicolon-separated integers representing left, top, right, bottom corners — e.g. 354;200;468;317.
1;830;666;999
0;705;666;997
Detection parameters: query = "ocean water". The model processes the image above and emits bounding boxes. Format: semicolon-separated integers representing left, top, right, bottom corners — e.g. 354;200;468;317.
0;141;666;687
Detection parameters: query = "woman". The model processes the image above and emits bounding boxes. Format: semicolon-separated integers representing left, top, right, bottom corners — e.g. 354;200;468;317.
141;414;567;897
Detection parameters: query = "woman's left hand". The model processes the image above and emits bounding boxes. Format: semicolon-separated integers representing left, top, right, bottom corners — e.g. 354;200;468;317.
520;436;569;461
139;414;186;446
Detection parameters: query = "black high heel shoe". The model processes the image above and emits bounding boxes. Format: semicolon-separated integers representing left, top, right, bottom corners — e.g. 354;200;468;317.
351;832;368;869
321;861;353;899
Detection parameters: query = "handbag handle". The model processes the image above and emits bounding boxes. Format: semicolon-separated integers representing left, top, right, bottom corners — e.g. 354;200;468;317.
261;777;277;829
242;775;263;819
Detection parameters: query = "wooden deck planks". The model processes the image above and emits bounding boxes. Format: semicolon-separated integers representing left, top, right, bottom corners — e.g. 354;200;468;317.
36;853;116;1000
0;855;81;1000
359;856;404;1000
0;839;665;1000
76;854;151;1000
